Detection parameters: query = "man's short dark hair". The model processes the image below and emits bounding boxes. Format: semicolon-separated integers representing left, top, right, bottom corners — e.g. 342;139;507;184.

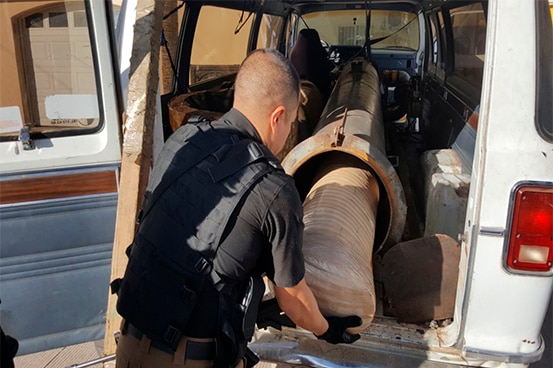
235;48;300;109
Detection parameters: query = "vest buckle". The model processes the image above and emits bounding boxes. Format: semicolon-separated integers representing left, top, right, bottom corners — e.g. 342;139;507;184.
194;257;212;275
164;325;181;345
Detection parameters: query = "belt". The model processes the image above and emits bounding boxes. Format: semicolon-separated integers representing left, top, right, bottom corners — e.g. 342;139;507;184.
126;323;216;360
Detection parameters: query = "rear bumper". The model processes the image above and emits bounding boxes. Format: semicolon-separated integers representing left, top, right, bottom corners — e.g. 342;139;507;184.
250;328;465;368
249;327;545;368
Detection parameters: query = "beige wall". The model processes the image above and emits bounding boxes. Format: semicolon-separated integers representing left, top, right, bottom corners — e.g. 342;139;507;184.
0;1;123;126
0;2;49;121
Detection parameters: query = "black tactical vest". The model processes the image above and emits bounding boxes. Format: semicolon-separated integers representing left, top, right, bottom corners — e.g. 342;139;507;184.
113;119;282;351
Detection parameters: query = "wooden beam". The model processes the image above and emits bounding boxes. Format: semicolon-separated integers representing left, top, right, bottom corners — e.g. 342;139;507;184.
103;0;163;357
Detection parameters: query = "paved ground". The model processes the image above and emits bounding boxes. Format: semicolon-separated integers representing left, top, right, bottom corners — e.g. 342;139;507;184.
13;293;552;368
13;340;106;368
13;340;287;368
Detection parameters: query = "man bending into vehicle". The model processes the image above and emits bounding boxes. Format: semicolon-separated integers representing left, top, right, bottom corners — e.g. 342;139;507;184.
113;48;361;368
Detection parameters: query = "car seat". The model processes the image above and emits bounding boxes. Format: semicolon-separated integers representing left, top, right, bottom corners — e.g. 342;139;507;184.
289;28;333;101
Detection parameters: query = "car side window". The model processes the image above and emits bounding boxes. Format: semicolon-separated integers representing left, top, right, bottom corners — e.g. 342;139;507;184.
0;1;101;138
257;14;284;49
426;12;440;75
159;2;186;94
189;6;253;85
449;3;486;89
435;9;447;80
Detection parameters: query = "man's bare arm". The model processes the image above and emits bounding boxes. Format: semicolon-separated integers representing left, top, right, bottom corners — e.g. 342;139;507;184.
272;277;328;335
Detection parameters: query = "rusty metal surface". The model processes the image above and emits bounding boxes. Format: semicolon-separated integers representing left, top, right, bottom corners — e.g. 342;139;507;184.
302;154;379;333
282;59;406;251
313;58;384;153
381;234;461;323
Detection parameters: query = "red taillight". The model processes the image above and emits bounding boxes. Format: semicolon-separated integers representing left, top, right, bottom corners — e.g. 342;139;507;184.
506;185;553;274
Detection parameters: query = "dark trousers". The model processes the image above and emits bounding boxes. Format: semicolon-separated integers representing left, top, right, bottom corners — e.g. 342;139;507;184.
0;326;18;368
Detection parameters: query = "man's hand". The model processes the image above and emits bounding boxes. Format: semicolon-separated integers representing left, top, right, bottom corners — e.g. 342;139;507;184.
315;315;362;344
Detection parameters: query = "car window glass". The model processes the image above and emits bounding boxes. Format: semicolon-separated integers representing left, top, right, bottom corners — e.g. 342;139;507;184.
450;3;486;89
0;1;100;137
189;6;253;85
159;1;185;94
427;12;440;73
429;14;439;64
257;14;284;49
300;9;419;51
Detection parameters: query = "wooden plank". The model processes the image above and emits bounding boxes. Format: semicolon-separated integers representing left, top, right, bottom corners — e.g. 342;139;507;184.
103;0;163;356
0;170;117;204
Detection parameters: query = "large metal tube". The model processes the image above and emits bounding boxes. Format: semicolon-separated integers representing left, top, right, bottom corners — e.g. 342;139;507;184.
282;58;406;329
283;58;406;251
313;58;386;154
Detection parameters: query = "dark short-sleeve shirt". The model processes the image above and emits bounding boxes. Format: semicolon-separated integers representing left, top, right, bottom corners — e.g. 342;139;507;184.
184;109;305;336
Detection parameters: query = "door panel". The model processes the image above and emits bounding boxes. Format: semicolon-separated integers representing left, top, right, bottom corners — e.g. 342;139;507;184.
0;194;117;354
0;0;121;354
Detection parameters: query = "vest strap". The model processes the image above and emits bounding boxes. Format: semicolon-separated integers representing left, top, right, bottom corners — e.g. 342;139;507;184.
140;127;238;222
208;141;267;183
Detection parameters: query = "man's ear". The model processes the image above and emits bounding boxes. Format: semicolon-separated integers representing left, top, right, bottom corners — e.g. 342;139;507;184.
269;105;286;133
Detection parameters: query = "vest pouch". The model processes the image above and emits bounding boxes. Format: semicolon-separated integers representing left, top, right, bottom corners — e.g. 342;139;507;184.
215;276;264;366
116;243;203;347
240;275;265;341
215;291;243;367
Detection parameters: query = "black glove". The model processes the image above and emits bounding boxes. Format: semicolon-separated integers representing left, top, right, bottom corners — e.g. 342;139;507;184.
315;315;362;344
